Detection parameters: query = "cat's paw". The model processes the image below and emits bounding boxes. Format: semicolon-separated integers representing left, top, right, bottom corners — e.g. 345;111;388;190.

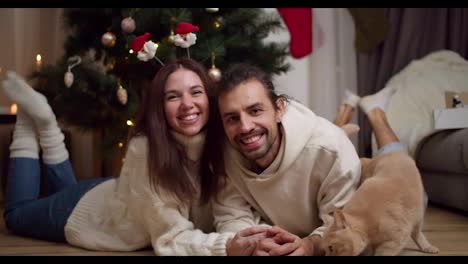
422;245;439;254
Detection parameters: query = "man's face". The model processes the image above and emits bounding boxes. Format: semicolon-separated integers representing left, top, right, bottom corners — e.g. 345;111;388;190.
218;79;284;165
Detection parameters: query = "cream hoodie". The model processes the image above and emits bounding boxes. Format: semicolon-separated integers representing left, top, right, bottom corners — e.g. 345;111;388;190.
213;100;361;238
64;131;234;255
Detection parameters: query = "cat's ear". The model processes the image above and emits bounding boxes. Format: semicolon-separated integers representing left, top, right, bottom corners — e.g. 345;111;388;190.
333;210;347;230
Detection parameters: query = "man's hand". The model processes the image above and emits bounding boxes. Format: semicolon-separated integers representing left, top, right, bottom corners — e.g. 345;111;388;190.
226;226;270;256
252;237;281;256
266;226;305;256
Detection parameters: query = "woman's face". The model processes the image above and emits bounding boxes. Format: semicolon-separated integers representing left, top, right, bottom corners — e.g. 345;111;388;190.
163;68;210;136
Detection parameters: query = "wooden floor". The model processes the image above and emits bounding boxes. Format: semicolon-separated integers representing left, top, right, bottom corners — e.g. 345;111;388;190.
0;204;467;256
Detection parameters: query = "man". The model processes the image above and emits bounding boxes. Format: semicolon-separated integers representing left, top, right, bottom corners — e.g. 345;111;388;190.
212;64;361;256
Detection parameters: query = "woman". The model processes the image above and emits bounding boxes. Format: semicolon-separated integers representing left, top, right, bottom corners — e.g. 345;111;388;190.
1;58;255;255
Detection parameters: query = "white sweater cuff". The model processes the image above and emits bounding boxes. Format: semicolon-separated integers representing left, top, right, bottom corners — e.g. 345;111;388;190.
212;232;236;256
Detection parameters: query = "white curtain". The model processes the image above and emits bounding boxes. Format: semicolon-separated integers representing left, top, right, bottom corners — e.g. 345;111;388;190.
266;8;359;147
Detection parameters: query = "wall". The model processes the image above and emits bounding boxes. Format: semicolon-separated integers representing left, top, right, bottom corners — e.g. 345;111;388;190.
264;8;359;147
0;8;97;187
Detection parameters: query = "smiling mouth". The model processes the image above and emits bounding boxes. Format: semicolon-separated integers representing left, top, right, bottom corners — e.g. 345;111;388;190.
241;134;262;144
179;114;198;121
238;132;265;151
178;113;201;125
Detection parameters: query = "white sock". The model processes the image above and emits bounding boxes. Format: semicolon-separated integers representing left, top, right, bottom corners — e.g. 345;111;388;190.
34;95;69;164
2;71;68;164
2;71;55;125
342;89;361;108
341;123;360;137
9;109;39;159
359;85;397;113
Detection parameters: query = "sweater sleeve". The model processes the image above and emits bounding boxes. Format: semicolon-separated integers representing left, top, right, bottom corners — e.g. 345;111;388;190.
124;137;235;256
141;199;234;256
311;133;361;237
212;176;264;233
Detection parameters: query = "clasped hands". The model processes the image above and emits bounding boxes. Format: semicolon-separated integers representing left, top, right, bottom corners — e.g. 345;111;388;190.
226;226;313;256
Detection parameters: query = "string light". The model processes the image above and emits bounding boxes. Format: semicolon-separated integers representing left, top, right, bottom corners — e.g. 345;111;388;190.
118;142;124;148
213;21;220;28
126;120;134;126
129;49;134;54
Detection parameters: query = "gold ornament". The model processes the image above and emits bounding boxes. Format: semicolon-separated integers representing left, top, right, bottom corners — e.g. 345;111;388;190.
208;67;222;82
101;32;116;48
121;17;136;34
208;52;222;82
168;29;175;44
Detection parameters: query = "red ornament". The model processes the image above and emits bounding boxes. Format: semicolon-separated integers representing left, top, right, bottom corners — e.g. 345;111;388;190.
175;22;199;35
131;32;150;52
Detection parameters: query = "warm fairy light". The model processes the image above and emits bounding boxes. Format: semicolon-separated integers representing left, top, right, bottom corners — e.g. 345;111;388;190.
126;120;134;126
118;142;124;148
10;104;17;114
154;43;159;49
214;21;220;28
129;49;134;54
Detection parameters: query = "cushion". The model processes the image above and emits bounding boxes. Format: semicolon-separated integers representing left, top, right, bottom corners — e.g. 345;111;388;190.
416;128;468;175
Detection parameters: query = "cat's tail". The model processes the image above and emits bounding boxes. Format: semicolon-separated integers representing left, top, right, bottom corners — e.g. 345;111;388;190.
411;222;439;254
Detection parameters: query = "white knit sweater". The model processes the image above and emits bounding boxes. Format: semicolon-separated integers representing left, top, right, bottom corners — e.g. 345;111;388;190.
213;100;361;238
64;131;234;255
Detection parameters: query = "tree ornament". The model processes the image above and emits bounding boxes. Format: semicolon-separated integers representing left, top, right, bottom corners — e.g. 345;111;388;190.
131;32;164;65
168;29;175;44
213;16;224;29
106;57;116;72
174;22;199;48
206;8;219;13
174;22;199;58
117;84;128;105
121;17;136;34
101;31;116;48
208;52;222;82
63;55;82;88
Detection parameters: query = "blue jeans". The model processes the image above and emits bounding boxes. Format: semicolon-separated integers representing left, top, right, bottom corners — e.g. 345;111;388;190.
3;158;110;242
377;142;429;208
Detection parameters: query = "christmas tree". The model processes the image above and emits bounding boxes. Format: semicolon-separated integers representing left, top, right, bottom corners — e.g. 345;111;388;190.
31;8;290;162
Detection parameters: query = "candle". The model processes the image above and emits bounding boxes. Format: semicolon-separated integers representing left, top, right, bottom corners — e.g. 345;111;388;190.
10;103;17;115
36;54;42;70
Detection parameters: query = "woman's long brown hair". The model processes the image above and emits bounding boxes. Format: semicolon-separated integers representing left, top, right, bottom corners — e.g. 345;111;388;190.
131;57;222;205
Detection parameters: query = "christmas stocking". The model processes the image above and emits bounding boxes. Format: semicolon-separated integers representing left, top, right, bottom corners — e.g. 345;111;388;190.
277;8;313;59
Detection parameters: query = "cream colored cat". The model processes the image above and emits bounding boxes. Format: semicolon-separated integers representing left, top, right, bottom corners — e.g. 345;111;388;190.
321;151;439;256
